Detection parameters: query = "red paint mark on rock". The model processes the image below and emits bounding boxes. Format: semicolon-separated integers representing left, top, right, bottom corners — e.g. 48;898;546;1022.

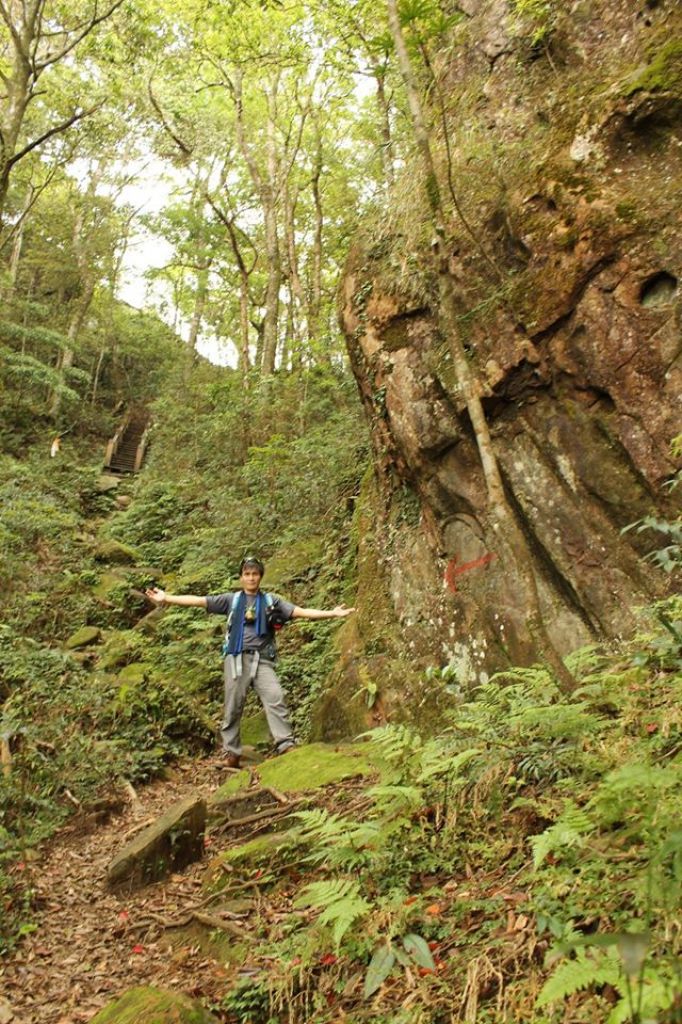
445;553;496;593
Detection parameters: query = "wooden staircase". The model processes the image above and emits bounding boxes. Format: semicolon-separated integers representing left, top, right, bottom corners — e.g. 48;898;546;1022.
104;410;151;475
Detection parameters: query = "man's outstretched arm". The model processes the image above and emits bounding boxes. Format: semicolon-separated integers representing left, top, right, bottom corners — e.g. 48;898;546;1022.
144;588;207;608
291;604;355;620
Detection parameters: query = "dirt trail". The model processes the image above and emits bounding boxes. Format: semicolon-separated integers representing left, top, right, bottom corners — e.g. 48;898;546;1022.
0;758;240;1023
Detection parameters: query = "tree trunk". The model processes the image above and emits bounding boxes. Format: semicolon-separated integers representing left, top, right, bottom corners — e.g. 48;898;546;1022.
0;49;31;225
385;0;574;691
373;65;395;188
260;82;282;376
284;182;305;367
49;278;95;418
186;259;212;354
308;125;324;357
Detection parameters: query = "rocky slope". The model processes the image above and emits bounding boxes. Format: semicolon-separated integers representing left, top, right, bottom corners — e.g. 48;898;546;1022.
338;0;681;702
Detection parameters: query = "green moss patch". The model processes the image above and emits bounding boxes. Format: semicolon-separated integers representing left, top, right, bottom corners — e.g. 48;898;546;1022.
64;626;102;650
623;41;682;96
90;986;219;1023
255;742;379;793
116;662;152;686
240;710;270;747
205;829;301;892
93;538;140;565
93;570;129;600
210;771;250;803
163;920;247;964
261;536;325;590
210;742;379;807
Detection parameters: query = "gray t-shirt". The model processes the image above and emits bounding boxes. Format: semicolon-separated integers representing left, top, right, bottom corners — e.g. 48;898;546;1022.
206;591;295;651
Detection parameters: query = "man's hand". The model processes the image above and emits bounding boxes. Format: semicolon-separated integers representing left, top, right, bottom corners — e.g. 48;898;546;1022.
332;605;355;617
145;587;166;606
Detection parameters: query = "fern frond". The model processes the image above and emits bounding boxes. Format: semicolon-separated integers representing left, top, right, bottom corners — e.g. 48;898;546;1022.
366;784;423;813
530;800;592;868
537;949;621;1008
418;744;482;782
365;724;423;763
512;702;602;740
292;808;379;869
294;877;371;946
591;762;681;826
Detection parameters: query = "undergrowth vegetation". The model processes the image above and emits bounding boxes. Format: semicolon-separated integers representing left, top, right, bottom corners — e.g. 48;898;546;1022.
0;356;368;953
213;606;682;1023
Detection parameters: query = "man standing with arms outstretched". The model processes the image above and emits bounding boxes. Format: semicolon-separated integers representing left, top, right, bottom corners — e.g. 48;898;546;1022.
145;556;354;768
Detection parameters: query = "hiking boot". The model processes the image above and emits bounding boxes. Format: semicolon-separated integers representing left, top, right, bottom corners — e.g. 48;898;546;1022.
224;753;241;769
276;741;296;755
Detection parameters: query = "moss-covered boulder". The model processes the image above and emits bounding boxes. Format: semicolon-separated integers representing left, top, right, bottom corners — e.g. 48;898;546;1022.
133;607;165;633
204;829;301;893
98;630;145;670
93;571;128;601
94;539;139;565
116;662;151;686
209;742;381;806
107;796;206;888
90;986;219;1023
240;710;270;747
64;626;102;650
96;474;120;494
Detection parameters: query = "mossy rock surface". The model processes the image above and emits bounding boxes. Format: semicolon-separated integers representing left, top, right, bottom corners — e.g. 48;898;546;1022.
90;986;219;1023
240;710;270;747
64;626;102;650
94;539;139;565
623;39;682;96
261;536;325;590
107;796;206;888
205;829;301;892
116;662;151;686
98;630;144;670
209;742;380;806
163;919;247;964
96;474;121;494
93;570;129;600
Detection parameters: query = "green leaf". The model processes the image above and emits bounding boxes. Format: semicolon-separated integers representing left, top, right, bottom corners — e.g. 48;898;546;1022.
403;933;436;970
364;944;396;998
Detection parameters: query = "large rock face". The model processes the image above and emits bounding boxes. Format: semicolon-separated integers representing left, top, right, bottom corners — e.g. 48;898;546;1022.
339;0;680;687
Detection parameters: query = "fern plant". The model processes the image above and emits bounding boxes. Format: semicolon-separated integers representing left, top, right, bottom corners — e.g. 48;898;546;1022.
530;800;593;869
294;878;371;947
293;808;380;871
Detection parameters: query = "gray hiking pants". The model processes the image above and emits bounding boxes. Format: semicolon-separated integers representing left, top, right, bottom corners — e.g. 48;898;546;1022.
221;652;294;756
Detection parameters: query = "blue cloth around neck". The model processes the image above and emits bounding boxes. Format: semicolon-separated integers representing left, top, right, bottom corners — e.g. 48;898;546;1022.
226;590;268;655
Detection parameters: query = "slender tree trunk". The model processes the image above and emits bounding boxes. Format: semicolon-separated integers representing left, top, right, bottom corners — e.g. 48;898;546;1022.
386;0;574;691
49;164;102;417
261;200;281;375
238;270;251;384
260;82;282;375
90;346;106;405
49;278;95;417
230;70;281;376
5;190;33;298
284;181;305;367
186;258;212;354
373;66;395;188
307;125;325;358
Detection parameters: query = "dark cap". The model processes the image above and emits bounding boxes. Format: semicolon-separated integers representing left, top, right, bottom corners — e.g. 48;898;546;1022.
239;555;265;576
